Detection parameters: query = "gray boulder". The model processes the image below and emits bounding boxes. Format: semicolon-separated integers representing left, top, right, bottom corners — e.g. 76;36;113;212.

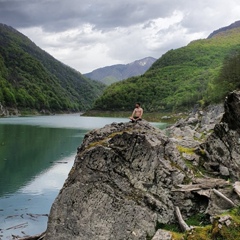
152;229;172;240
45;121;198;240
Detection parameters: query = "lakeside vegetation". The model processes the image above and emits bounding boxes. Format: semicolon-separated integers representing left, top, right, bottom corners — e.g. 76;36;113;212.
86;45;240;122
93;28;240;112
2;23;240;116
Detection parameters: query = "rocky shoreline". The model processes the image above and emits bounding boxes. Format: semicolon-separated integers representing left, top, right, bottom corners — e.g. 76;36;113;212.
0;102;12;117
20;91;240;239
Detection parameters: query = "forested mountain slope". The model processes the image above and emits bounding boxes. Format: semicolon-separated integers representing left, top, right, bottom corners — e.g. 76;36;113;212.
93;23;240;112
0;23;105;112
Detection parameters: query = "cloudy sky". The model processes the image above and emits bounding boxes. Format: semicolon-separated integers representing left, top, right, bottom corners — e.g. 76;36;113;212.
0;0;239;73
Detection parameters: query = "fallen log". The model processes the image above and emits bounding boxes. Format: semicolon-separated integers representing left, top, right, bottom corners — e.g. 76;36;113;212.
175;206;191;232
172;178;231;192
212;188;236;207
172;185;201;192
193;178;229;186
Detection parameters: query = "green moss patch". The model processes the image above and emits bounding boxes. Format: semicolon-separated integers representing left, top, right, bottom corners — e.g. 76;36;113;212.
177;146;195;155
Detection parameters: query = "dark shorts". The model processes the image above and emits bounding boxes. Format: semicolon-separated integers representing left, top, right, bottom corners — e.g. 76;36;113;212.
133;116;142;120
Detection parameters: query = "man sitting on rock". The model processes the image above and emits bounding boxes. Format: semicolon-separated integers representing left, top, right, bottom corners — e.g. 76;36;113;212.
129;102;143;122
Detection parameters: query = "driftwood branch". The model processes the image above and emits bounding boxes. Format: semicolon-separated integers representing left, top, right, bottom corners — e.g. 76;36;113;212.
172;178;230;192
19;231;46;240
175;206;191;232
212;188;236;207
233;181;240;198
6;222;28;230
172;186;201;192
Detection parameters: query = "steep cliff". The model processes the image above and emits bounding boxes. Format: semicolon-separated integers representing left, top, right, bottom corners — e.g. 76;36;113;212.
201;91;240;180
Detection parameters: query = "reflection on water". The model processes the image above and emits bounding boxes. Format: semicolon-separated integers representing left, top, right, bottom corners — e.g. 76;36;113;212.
0;156;75;239
0;114;129;129
0;125;86;196
0;115;167;238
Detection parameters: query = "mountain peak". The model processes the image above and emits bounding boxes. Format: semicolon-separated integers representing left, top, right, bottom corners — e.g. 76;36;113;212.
129;56;156;67
208;20;240;39
84;57;157;85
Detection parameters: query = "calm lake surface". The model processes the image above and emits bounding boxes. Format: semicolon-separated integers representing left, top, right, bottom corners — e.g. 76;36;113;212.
0;114;167;239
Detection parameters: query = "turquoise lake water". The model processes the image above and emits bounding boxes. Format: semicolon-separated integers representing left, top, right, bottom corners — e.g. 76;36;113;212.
0;115;167;239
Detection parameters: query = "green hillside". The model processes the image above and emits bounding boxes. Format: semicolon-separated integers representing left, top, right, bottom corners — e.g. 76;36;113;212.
210;48;240;102
0;23;105;112
93;27;240;112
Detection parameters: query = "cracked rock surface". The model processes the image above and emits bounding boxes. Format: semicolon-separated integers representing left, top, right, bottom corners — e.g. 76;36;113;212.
201;91;240;180
45;121;198;240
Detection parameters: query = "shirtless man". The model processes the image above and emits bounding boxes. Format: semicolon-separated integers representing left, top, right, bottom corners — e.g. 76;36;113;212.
129;103;143;122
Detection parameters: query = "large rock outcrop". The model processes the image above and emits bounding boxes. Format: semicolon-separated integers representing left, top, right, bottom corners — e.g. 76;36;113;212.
201;91;240;179
44;91;240;240
45;121;201;240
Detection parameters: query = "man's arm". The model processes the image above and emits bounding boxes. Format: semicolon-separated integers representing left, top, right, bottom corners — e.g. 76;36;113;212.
139;108;143;119
131;109;136;118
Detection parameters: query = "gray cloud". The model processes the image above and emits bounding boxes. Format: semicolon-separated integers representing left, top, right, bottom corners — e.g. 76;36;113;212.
0;0;239;73
0;0;180;31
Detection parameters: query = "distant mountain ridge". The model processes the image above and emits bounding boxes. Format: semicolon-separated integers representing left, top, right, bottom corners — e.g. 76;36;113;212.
84;57;156;85
0;23;105;113
208;20;240;38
